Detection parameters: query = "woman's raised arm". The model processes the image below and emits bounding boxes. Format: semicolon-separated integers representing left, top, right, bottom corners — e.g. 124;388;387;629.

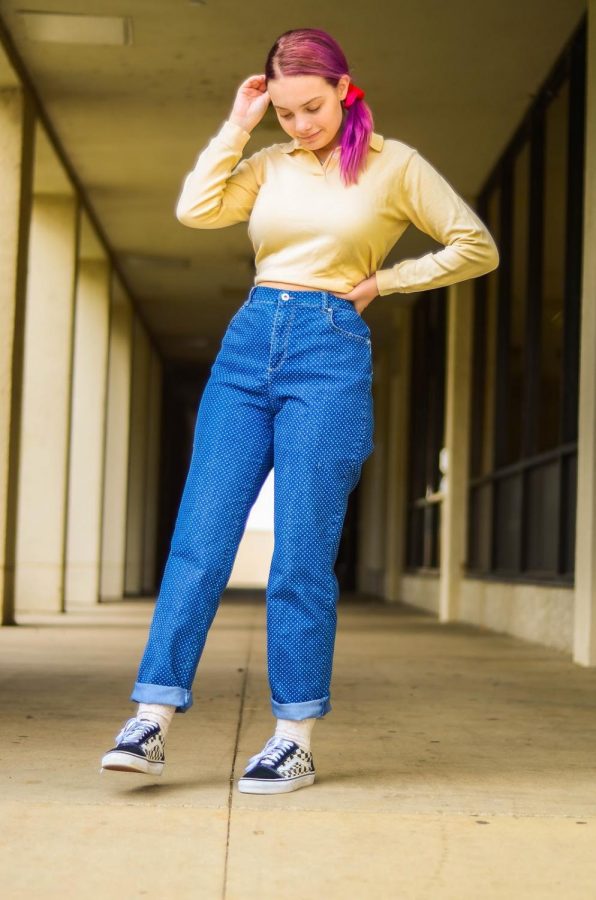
175;74;271;229
175;120;263;229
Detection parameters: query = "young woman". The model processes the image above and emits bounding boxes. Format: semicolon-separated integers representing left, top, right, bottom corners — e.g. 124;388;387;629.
100;27;499;793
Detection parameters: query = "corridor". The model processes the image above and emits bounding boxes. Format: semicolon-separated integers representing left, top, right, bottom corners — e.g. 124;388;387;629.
2;594;596;898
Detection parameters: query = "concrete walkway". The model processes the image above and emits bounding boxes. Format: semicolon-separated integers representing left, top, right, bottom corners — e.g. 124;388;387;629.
2;593;596;898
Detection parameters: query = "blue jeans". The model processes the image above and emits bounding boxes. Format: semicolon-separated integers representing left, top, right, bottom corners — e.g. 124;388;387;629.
130;285;375;720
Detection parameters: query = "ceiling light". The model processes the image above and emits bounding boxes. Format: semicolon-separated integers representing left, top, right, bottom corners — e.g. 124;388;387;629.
18;11;133;46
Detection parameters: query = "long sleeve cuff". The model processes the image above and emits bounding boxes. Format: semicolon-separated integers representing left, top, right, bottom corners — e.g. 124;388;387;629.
375;265;408;296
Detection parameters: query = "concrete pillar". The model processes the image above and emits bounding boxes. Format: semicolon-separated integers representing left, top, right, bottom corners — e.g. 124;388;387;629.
99;275;133;601
574;1;596;665
438;280;474;622
142;348;163;594
0;86;34;625
15;190;78;614
64;247;111;609
383;305;413;603
124;316;151;595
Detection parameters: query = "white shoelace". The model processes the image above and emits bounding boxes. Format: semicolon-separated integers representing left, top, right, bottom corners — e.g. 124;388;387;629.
115;716;158;745
244;737;295;772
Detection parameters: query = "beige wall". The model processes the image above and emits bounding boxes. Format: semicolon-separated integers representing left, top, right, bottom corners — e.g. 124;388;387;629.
0;86;33;624
64;255;111;608
15;191;78;614
99;275;133;601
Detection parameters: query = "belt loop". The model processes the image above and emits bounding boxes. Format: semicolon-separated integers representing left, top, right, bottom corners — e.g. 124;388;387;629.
321;290;329;310
248;285;256;302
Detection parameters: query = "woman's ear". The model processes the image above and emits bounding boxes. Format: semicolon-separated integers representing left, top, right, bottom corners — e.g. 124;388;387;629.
338;73;351;103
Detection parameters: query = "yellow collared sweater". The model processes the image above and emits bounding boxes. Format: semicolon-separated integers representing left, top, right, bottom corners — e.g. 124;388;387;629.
175;118;499;296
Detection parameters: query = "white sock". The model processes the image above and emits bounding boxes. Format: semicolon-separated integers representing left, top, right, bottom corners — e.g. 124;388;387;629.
137;702;176;738
274;716;316;752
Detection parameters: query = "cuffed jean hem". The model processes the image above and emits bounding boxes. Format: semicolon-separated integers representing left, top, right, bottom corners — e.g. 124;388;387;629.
270;694;332;720
130;682;193;713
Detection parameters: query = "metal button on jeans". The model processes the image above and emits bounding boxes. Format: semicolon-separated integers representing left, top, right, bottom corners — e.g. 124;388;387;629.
280;292;290;300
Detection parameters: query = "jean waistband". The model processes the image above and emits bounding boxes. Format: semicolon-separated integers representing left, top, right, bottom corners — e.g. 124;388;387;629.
247;285;356;309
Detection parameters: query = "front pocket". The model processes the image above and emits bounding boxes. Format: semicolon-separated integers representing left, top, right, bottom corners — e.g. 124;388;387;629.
326;306;371;343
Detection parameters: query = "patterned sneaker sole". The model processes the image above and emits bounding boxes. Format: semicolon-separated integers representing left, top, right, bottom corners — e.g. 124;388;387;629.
100;751;164;776
237;772;315;794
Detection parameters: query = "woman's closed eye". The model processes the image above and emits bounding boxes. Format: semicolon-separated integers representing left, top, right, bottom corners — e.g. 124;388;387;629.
280;107;321;119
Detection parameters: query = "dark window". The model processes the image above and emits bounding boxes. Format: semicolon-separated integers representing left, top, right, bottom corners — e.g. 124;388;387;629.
405;288;447;571
467;15;585;585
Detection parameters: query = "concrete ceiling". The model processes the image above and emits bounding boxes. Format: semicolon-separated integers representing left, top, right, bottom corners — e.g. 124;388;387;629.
0;0;587;362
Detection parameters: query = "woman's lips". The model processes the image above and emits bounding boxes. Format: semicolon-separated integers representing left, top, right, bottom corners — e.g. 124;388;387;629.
300;132;321;141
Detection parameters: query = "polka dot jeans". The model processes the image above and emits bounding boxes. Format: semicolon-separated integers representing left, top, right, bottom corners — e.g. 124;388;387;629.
131;286;375;720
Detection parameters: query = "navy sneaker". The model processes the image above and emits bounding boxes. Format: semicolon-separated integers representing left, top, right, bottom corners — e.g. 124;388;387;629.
237;736;316;794
100;717;165;776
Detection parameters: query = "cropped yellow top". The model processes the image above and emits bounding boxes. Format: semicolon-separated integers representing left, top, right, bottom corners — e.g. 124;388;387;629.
175;118;499;296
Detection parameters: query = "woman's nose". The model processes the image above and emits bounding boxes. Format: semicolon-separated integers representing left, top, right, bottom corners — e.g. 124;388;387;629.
295;118;313;135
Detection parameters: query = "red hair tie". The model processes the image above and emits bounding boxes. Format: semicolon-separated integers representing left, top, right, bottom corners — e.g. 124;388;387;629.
344;81;365;108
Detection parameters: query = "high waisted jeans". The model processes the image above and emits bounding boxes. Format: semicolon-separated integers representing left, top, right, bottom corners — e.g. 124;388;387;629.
130;285;375;720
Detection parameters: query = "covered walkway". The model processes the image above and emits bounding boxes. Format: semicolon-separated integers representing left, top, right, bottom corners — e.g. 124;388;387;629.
2;2;596;895
2;594;596;897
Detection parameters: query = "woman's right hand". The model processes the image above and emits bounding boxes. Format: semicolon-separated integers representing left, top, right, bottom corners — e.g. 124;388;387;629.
228;74;271;134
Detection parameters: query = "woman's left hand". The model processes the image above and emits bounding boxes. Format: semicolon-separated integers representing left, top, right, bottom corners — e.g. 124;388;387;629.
332;274;379;316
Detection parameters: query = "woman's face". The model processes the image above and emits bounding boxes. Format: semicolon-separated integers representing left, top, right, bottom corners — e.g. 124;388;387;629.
267;74;351;153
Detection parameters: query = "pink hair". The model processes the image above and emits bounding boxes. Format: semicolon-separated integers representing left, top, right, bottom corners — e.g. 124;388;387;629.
264;28;374;187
